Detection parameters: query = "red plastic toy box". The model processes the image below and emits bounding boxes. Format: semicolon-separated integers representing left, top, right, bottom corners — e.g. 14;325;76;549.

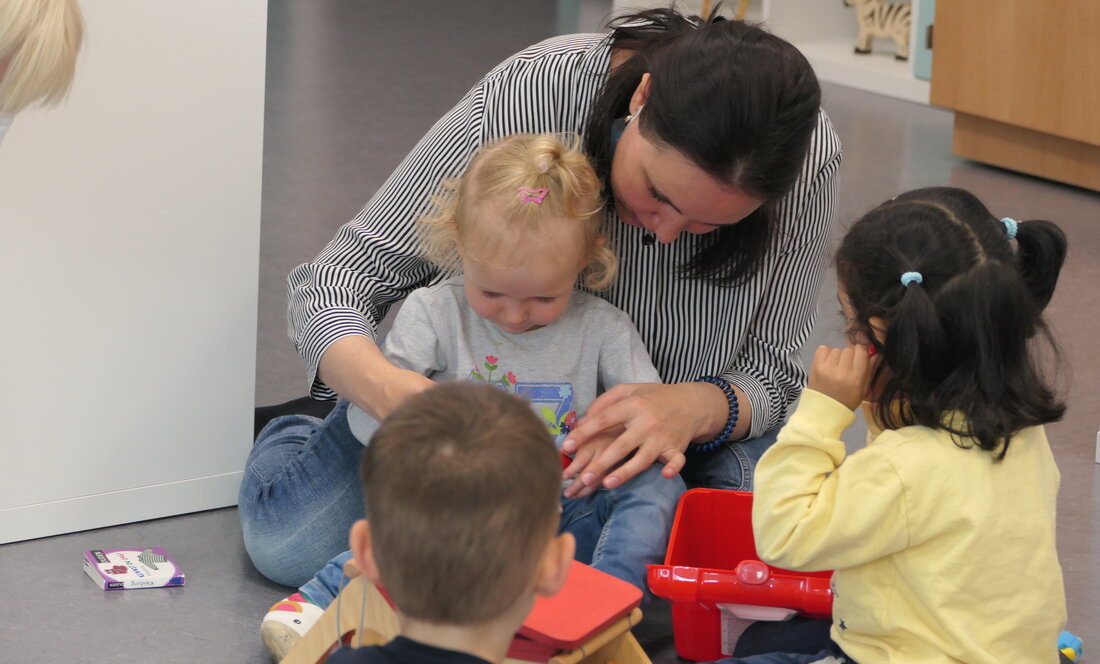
647;489;834;661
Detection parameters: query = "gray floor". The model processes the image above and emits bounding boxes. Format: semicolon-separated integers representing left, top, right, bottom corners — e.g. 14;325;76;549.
3;2;1098;662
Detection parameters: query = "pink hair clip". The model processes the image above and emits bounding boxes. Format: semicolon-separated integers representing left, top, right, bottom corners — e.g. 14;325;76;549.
517;187;548;204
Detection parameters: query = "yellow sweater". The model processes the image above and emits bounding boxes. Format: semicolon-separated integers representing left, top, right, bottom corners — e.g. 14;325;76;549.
752;389;1065;663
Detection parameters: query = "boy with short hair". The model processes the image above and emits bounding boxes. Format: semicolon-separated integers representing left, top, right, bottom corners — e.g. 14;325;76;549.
327;382;575;663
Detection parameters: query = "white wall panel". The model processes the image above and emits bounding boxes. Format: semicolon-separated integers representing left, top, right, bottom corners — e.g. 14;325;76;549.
0;0;267;542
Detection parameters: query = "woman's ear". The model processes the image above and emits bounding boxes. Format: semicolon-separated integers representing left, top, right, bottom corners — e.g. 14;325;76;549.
629;73;651;116
349;519;383;585
533;532;576;598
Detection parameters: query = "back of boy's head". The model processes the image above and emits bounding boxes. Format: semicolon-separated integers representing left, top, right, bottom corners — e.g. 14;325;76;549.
0;0;84;115
836;186;1066;456
360;382;562;624
418;133;617;289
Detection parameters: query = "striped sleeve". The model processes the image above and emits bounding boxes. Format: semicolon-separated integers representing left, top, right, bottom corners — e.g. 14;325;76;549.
286;35;610;399
725;111;842;437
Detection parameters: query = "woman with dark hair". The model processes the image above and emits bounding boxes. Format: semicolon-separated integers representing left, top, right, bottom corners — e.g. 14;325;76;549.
241;6;841;629
562;9;831;493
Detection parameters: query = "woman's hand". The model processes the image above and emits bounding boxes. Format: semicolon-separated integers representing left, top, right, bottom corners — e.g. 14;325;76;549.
560;382;735;497
318;335;434;420
807;344;878;411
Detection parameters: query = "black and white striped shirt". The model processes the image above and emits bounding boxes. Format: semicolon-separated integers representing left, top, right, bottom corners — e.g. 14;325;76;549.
288;33;842;438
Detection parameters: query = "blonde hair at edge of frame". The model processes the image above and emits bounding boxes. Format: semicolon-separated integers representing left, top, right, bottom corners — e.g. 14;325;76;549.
418;133;618;290
0;0;84;115
360;382;563;624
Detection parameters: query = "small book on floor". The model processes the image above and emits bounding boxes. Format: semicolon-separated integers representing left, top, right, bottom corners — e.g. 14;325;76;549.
82;547;186;590
505;560;643;662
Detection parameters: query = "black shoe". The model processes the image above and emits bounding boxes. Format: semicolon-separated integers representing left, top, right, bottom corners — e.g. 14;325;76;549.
254;396;337;439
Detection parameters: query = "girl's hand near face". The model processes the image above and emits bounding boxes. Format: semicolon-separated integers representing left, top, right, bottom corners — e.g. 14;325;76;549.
807;344;878;411
560;381;734;497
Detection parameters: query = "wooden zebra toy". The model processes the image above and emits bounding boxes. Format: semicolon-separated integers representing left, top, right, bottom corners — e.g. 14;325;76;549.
843;0;911;61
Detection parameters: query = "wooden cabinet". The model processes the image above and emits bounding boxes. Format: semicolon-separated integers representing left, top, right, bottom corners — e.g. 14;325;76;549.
930;1;1100;191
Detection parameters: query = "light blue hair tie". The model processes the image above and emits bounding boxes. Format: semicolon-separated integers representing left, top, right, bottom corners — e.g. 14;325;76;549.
900;271;923;287
1001;217;1019;239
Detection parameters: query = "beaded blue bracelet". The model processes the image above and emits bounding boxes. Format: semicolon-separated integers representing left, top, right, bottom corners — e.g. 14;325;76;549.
691;375;740;452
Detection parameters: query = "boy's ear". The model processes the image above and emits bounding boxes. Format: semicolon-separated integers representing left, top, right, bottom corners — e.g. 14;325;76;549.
533;532;575;598
349;519;383;585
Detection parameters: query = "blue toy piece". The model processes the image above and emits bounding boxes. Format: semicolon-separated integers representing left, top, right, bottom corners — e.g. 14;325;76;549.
1059;630;1083;662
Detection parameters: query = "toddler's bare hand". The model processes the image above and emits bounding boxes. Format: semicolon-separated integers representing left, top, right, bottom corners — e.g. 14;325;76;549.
342;558;361;579
365;367;435;421
808;344;876;411
562;429;620;499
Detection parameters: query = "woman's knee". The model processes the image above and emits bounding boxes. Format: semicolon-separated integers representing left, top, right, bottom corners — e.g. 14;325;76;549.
237;400;369;584
244;536;324;588
242;507;358;588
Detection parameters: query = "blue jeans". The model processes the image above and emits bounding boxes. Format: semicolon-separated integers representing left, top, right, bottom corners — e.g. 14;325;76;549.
681;427;779;491
239;398;778;595
239;400;364;588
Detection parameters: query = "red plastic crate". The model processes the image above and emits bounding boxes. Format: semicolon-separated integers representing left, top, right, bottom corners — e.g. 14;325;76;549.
647;489;834;661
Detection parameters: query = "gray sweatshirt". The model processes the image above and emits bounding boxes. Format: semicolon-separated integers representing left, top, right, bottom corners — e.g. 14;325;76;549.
347;276;660;444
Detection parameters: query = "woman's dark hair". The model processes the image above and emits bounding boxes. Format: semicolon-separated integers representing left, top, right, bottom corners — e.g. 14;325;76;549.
836;187;1067;459
583;5;822;285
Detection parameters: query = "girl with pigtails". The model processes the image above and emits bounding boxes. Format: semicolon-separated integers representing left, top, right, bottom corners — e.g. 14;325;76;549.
718;187;1068;663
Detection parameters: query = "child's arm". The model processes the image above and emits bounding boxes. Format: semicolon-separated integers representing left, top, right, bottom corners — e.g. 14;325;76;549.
341;287;447;421
752;345;910;571
594;312;662;389
376;288;449;377
319;337;435;421
562;310;683;496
